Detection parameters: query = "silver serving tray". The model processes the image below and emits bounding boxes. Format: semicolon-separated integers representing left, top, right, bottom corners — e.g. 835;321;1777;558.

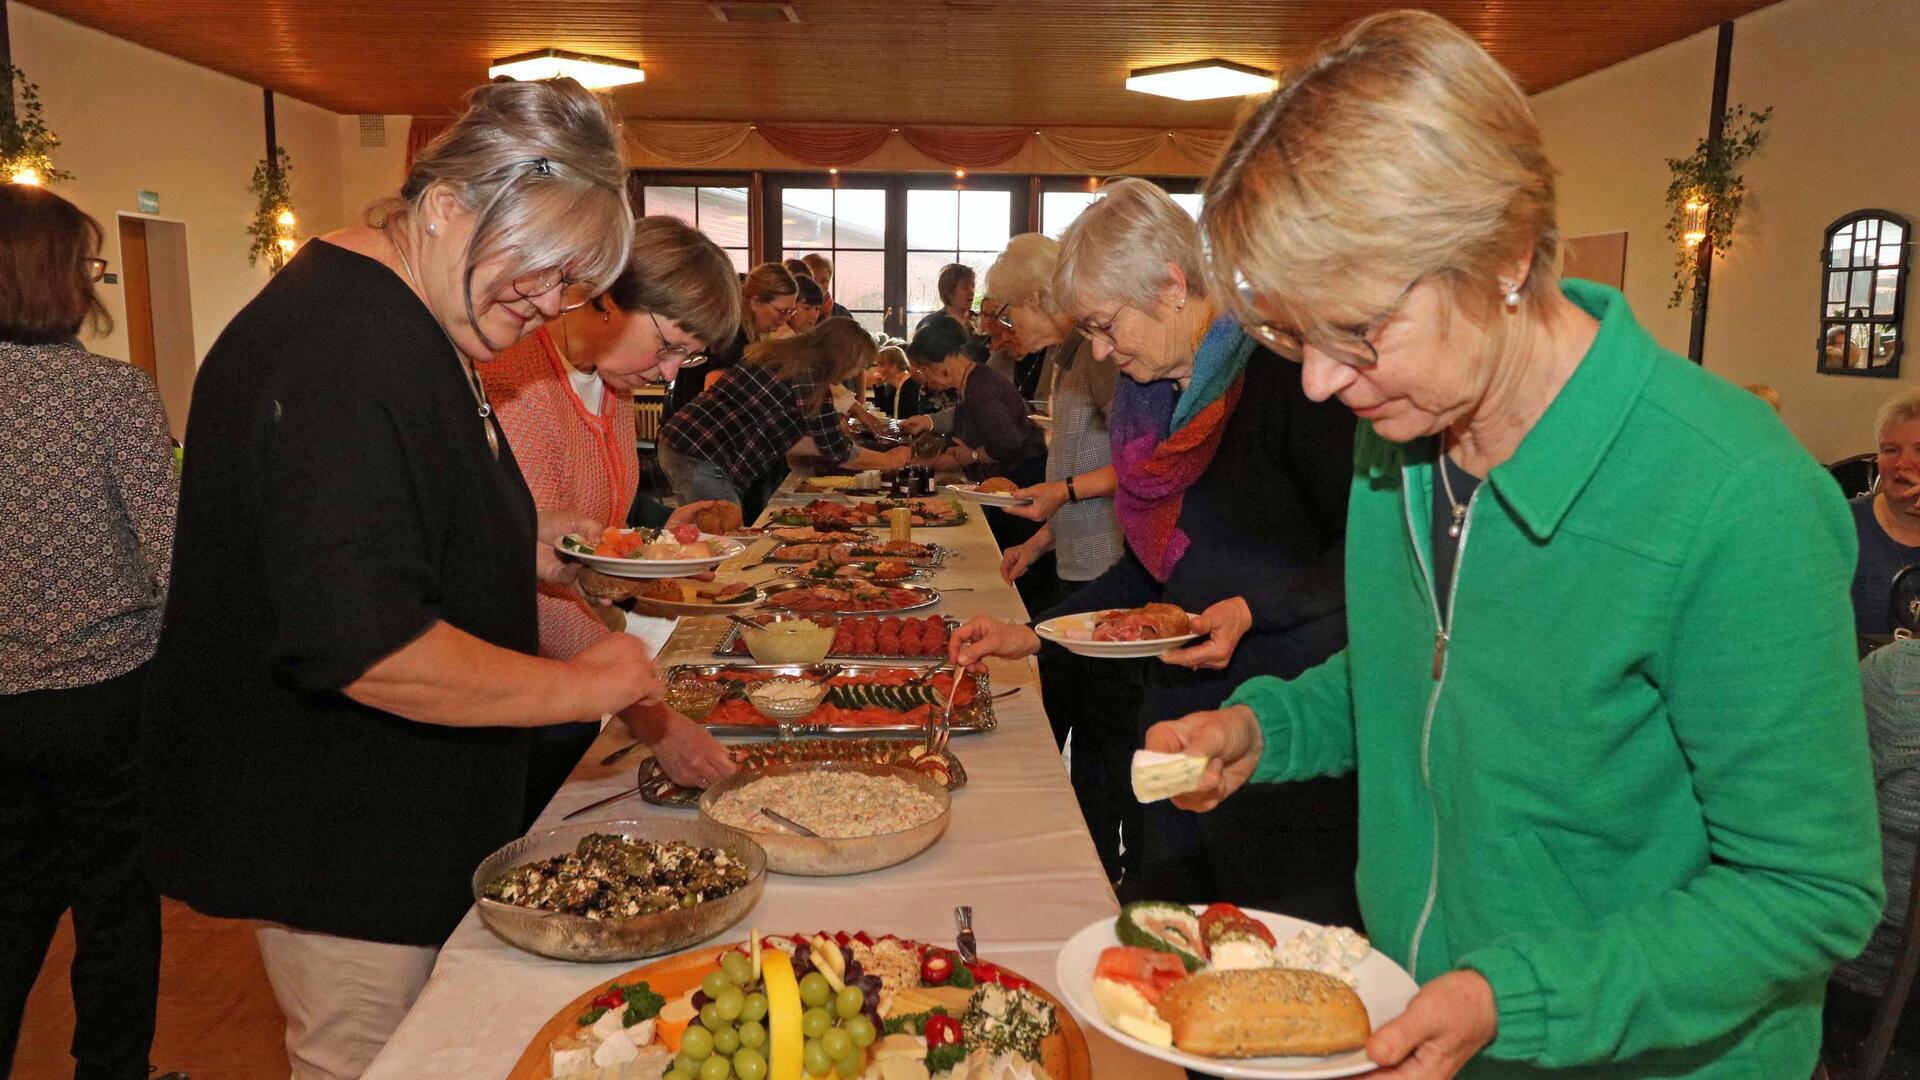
773;563;936;584
714;615;959;663
756;542;950;566
757;580;941;616
665;661;996;738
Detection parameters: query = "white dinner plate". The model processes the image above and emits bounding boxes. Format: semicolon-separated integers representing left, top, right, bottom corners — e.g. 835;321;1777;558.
1033;612;1201;658
1030;413;1054;431
1055;908;1417;1079
943;483;1034;508
554;532;745;579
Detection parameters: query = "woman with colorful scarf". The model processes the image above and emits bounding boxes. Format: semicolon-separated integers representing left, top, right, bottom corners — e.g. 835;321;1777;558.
947;179;1360;919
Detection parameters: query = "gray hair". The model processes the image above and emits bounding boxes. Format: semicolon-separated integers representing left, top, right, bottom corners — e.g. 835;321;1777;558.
984;233;1062;313
1877;388;1920;443
1053;178;1206;316
369;78;633;350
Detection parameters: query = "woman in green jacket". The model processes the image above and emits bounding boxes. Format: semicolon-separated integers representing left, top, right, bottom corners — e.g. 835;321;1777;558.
1152;11;1883;1078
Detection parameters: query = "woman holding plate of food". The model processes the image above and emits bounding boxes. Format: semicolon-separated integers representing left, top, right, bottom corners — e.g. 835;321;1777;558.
480;213;745;802
947;178;1360;925
1148;11;1882;1078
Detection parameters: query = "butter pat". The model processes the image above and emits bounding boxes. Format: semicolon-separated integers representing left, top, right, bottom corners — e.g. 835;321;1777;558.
1131;750;1207;803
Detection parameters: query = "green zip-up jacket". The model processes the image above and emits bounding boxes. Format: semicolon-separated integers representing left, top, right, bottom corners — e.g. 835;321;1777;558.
1224;281;1882;1076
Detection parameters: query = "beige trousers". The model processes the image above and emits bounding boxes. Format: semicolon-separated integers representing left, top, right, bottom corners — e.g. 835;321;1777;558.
255;924;438;1080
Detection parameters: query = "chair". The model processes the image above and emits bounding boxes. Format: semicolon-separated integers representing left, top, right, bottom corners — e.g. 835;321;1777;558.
1831;454;1880;500
1891;566;1920;635
1851;829;1920;1079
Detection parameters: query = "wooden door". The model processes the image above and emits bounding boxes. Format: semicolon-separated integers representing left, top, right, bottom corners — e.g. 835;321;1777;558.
118;217;157;379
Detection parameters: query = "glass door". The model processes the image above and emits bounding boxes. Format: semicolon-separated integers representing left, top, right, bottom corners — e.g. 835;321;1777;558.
776;185;889;339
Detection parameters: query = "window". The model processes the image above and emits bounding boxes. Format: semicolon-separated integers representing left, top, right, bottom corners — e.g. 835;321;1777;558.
781;187;888;339
905;189;1013;329
634;184;752;273
1820;210;1910;378
1039;181;1203;239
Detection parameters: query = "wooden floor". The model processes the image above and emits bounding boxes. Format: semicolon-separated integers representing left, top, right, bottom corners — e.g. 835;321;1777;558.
12;899;288;1080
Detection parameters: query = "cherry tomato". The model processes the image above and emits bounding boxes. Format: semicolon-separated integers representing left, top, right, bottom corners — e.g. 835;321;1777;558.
967;962;999;986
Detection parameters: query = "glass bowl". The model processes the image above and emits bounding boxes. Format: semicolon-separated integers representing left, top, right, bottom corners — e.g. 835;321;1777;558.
665;677;727;721
471;818;765;962
697;761;952;876
744;618;835;666
747;677;829;723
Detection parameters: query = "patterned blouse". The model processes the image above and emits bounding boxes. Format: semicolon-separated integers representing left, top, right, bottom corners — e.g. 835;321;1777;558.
1042;331;1124;582
1;341;178;693
479;328;638;660
661;362;854;490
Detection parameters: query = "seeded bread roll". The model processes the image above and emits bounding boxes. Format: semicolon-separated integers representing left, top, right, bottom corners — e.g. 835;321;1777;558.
1155;968;1371;1058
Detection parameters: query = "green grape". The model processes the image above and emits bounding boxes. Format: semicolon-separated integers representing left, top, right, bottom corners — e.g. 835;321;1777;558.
675;1052;703;1075
802;1039;832;1077
833;1051;862;1078
700;1003;725;1031
832;986;864;1020
712;1024;741;1057
703;971;735;998
665;1069;695;1080
800;1006;832;1040
740;993;769;1024
699;1055;733;1080
714;986;746;1023
680;1026;714;1062
820;1028;852;1061
798;972;831;1008
737;1019;767;1050
733;1047;768;1080
721;952;754;986
844;1015;876;1048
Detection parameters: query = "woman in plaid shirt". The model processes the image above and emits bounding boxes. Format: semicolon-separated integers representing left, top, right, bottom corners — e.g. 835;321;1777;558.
659;318;910;511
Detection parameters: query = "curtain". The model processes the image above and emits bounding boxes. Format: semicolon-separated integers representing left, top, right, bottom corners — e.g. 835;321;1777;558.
404;117;453;176
626;121;754;166
1169;131;1229;169
755;124;893;168
897;127;1031;169
1033;130;1169;173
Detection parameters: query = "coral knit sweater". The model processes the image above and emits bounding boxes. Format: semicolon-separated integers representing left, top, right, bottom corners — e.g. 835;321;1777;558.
480;327;638;659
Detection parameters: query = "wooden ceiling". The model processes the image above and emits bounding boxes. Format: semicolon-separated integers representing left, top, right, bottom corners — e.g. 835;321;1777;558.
22;1;1777;125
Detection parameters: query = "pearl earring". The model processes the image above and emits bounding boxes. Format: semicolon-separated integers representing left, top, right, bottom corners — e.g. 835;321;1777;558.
425;222;439;237
1502;281;1521;311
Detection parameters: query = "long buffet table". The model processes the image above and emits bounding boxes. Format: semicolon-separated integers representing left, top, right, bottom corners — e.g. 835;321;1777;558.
362;483;1182;1079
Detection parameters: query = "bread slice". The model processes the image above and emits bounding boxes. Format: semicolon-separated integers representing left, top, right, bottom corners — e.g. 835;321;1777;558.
1155;968;1370;1057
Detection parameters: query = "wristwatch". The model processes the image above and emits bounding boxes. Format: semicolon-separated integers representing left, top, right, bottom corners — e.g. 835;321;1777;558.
1066;475;1080;504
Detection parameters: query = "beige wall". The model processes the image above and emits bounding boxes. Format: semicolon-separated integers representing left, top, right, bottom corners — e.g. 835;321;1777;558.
1533;0;1920;462
337;112;412;226
6;0;347;371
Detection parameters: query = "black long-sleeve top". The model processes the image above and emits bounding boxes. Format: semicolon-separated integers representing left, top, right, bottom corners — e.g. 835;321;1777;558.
1041;350;1356;720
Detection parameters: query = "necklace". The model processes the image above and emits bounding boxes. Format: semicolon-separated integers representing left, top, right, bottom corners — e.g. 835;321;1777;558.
1438;444;1468;540
391;233;499;459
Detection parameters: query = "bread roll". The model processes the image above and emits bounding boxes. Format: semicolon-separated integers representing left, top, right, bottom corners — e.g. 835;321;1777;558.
1155;968;1370;1058
693;501;744;535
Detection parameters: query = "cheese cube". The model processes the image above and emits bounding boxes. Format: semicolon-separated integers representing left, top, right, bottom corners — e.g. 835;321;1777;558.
592;1030;637;1067
1130;750;1207;803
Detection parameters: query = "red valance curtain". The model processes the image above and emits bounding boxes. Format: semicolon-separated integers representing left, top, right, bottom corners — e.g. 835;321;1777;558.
404;117;453;177
754;124;893;168
897;127;1030;169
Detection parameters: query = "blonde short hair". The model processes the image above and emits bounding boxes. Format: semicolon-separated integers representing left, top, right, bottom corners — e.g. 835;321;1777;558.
370;79;632;346
600;216;740;350
1877;388;1920;443
1742;383;1782;413
1201;10;1559;338
1054;178;1206;316
984;233;1062;313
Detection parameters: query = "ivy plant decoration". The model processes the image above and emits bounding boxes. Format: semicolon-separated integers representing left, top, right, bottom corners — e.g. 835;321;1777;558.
0;65;74;185
1664;104;1771;310
247;147;296;272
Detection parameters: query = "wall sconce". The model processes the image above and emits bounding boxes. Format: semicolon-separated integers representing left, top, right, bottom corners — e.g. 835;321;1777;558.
1683;197;1709;248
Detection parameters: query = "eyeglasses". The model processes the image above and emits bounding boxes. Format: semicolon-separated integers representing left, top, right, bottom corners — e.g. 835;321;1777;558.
648;309;706;368
83;257;108;283
511;268;597;312
982;305;1015;332
1240;274;1425;369
1075;303;1130;347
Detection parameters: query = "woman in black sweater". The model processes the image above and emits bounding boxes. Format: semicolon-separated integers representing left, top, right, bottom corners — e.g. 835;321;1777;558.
949;179;1359;923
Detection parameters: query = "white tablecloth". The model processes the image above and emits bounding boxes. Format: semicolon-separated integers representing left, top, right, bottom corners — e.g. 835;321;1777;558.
363;491;1179;1079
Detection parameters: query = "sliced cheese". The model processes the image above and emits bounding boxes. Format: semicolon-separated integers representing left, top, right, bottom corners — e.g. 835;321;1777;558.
1114;1012;1173;1048
550;1040;594;1079
656;989;698;1053
752;928;764;984
872;1033;927;1062
592;1029;638;1067
878;1058;933;1080
591;1006;629;1041
1130;750;1207;803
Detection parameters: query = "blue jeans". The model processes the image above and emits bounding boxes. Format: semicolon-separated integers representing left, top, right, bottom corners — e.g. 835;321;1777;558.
657;444;742;506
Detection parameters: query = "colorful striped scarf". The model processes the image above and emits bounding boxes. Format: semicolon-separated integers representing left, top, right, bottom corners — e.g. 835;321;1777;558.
1110;317;1256;581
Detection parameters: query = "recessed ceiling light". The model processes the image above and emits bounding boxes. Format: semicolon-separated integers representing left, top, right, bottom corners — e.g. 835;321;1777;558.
1126;59;1276;101
489;49;645;91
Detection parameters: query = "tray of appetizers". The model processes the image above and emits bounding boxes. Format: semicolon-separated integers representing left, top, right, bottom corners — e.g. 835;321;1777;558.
716;614;956;661
661;662;995;738
636;737;967;807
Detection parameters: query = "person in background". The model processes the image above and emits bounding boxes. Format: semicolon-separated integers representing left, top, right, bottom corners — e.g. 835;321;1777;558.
1852;389;1920;636
868;344;931;419
783;256;813;281
948;179;1358;919
659;319;909;514
789;274;825;333
662;262;797;422
979;294;1050;403
0;184;177;1080
978;232;1141;884
479;215;741;798
142;78;667;1080
1165;12;1878;1075
803;252;854;320
905;317;1047;487
914;262;976;334
1744;382;1781;412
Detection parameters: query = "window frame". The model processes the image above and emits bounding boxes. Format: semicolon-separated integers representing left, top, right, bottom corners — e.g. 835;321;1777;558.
1034;175;1200;239
628;173;754;272
1818;208;1910;380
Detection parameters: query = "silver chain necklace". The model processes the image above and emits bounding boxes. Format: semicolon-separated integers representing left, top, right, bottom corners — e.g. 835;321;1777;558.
392;234;499;459
1438;444;1468;540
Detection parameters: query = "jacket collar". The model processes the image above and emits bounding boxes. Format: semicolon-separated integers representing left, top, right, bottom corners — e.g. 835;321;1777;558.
1484;280;1659;541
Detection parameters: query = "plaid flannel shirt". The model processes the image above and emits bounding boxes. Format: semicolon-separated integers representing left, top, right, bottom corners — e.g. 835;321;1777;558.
660;363;854;489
